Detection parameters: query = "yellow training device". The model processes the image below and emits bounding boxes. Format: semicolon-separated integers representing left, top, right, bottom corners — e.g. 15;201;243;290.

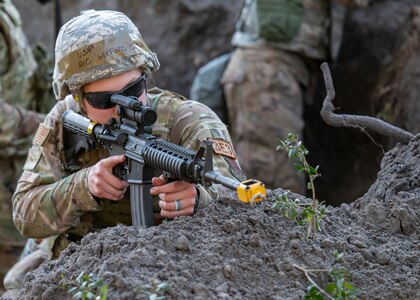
236;179;266;204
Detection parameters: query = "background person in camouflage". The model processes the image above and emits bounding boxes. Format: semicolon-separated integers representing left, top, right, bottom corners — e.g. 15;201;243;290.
1;102;50;296
0;0;53;289
219;0;373;194
11;9;245;269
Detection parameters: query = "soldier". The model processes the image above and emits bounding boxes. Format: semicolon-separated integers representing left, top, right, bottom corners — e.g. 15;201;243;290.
8;8;245;290
0;0;54;291
192;0;373;194
0;102;45;296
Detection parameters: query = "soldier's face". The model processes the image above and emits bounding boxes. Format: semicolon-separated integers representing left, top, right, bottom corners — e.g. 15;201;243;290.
81;69;146;124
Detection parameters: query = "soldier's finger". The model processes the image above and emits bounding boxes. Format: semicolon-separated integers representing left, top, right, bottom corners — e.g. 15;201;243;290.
150;180;189;195
151;176;167;187
157;187;196;203
101;170;129;190
89;164;128;190
101;155;126;169
91;181;126;200
160;206;194;218
158;197;195;211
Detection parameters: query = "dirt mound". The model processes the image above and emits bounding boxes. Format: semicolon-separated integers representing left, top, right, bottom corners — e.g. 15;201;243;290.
5;136;419;300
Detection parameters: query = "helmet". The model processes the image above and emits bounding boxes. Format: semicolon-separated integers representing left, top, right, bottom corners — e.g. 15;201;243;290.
53;10;160;100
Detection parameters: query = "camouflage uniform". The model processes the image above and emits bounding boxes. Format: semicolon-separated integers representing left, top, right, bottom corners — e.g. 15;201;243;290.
11;10;246;260
13;89;244;257
0;102;44;261
0;99;49;300
221;0;372;194
0;0;52;287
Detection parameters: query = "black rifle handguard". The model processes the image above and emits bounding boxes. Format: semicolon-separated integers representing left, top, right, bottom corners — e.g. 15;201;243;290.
62;94;266;228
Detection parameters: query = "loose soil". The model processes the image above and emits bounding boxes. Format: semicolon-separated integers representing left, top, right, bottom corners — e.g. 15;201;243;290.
5;135;419;299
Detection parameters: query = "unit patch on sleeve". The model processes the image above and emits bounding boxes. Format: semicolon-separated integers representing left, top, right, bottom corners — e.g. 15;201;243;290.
208;138;237;159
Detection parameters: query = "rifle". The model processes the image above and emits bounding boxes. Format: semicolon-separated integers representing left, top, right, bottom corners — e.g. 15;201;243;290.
63;94;266;227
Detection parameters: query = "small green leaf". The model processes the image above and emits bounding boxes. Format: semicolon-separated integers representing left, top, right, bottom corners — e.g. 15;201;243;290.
336;277;345;290
76;272;85;282
325;282;336;293
308;165;318;175
288;149;296;159
294;163;305;172
343;281;354;290
100;285;108;300
304;285;323;300
289;208;297;219
333;251;343;262
156;282;169;292
149;294;157;300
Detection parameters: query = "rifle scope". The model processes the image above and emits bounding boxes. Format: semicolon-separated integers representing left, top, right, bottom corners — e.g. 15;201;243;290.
111;94;157;126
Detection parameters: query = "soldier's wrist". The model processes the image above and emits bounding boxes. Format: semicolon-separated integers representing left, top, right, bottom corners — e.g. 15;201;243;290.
193;185;200;214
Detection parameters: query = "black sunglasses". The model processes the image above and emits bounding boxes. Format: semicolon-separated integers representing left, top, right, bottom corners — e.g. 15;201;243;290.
83;74;147;109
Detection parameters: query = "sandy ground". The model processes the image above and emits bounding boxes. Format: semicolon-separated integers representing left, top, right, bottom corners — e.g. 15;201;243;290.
3;135;418;299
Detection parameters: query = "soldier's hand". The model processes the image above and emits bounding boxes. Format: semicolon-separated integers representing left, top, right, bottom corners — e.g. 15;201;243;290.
150;175;196;218
87;155;128;201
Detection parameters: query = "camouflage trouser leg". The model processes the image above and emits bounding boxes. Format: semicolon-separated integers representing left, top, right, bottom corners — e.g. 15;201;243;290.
0;158;26;290
3;238;50;295
221;47;309;194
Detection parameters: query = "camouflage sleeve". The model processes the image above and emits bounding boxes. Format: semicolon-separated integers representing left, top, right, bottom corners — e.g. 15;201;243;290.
0;29;9;75
171;101;246;210
0;101;44;156
12;100;102;238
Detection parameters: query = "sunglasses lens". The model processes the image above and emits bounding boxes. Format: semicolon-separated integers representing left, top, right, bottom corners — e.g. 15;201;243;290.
121;77;146;98
84;74;147;109
85;94;115;109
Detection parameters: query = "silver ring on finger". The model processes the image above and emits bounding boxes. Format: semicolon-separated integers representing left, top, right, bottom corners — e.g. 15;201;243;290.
175;199;181;211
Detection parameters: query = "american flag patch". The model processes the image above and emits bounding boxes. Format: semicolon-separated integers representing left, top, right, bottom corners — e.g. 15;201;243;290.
33;123;52;146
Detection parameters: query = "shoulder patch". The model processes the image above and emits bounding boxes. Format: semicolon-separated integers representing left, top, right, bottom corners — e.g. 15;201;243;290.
33;123;52;146
208;138;236;159
23;148;42;170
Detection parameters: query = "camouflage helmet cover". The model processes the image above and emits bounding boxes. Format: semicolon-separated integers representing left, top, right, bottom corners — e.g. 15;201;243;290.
53;9;160;100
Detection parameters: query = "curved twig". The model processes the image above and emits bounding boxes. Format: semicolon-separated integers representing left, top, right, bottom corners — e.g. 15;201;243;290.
320;62;414;144
293;264;334;300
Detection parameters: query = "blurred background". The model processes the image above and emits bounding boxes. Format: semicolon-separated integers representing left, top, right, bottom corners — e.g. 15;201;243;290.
13;0;420;205
14;0;242;97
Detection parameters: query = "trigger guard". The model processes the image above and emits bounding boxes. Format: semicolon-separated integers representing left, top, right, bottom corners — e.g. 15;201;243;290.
113;163;128;181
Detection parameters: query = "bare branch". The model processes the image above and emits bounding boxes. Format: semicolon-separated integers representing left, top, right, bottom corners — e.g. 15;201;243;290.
320;62;414;144
293;264;335;300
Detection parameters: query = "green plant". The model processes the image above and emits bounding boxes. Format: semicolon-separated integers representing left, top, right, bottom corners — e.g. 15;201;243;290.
274;133;325;238
296;251;359;300
61;271;108;300
136;278;170;300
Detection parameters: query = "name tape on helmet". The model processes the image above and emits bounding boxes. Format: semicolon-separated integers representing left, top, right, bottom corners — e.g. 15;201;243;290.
57;35;148;81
